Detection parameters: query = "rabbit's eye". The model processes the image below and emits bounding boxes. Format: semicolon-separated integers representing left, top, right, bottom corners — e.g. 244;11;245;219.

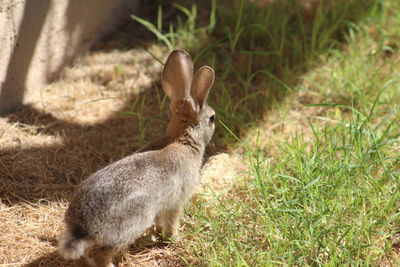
209;115;215;123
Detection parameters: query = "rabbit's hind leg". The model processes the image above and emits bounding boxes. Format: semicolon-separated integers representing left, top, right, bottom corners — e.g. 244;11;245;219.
74;256;95;267
89;246;116;267
155;207;182;239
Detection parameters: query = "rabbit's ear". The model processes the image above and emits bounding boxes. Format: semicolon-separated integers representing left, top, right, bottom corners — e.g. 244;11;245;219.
191;66;215;108
161;50;193;101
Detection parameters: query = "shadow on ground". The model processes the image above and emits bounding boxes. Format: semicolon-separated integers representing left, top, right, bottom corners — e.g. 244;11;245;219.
0;6;164;204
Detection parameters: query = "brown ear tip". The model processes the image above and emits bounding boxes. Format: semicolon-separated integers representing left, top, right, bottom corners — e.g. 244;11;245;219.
200;66;215;75
199;66;215;81
170;49;190;58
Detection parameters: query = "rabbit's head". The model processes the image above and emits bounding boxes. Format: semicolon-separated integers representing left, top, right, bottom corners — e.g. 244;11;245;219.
162;50;215;147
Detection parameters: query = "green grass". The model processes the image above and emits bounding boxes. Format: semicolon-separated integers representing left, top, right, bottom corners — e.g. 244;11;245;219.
131;0;400;265
187;105;399;265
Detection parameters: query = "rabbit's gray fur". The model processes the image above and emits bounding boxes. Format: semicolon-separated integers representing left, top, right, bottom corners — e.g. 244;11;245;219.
58;50;215;266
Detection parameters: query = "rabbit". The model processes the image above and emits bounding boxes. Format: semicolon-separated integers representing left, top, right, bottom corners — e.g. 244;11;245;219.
58;49;216;267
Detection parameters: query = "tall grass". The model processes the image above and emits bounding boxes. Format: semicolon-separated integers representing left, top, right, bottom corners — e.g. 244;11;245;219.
187;101;399;265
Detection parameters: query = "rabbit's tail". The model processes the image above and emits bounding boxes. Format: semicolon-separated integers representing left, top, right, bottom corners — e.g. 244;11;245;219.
58;229;93;260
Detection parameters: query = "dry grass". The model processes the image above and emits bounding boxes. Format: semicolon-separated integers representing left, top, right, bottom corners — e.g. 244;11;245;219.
0;45;147;266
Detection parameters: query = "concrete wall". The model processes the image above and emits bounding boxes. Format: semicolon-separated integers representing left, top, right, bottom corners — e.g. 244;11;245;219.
0;0;138;114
